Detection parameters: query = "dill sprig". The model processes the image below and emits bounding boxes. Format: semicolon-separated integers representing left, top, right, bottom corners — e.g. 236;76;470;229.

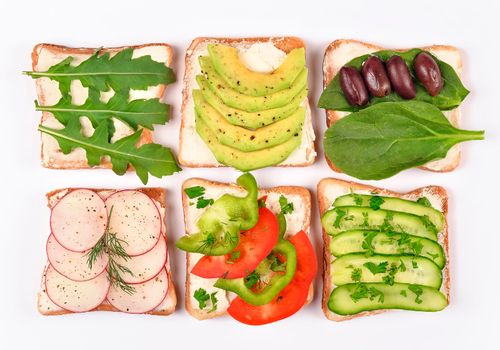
86;206;136;294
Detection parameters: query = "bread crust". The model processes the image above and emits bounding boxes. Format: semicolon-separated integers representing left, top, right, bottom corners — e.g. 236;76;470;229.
31;43;173;170
317;178;450;321
38;187;177;316
322;39;463;173
179;36;315;168
181;177;313;320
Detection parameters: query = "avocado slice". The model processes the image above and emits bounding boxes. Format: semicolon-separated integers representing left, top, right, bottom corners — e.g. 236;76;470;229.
197;77;307;130
208;44;305;97
195;113;302;171
199;56;307;112
194;90;305;152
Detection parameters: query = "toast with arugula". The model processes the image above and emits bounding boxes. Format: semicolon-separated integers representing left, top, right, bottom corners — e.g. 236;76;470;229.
318;178;450;321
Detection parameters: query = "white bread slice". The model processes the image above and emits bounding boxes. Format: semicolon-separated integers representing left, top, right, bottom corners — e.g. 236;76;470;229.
179;37;316;169
31;43;173;170
38;187;177;316
317;178;450;321
323;39;464;173
181;177;313;320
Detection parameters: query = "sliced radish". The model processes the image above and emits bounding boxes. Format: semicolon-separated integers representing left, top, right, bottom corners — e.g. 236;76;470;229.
105;190;161;256
113;235;167;284
46;234;108;281
45;264;110;312
107;268;169;313
50;189;107;252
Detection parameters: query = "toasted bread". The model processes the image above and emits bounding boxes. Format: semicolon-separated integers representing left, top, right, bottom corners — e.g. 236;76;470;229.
317;178;450;321
322;39;464;173
181;177;313;320
31;43;173;170
37;187;177;316
179;37;316;169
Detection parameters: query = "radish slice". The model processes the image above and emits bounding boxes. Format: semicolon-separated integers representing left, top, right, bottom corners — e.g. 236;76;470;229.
107;268;168;313
114;235;167;284
45;264;110;312
105;190;161;256
46;234;109;281
50;189;107;252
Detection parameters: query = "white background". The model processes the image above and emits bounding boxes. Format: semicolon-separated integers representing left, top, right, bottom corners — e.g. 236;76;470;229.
0;0;498;349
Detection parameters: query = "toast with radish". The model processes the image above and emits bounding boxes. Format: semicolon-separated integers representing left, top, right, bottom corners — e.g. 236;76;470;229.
38;187;176;316
318;178;450;321
177;173;317;325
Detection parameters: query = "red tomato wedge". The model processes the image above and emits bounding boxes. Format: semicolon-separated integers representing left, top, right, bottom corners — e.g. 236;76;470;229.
191;207;279;279
227;230;317;325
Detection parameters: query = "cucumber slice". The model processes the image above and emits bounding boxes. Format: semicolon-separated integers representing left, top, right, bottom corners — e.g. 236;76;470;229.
330;230;446;268
333;194;445;232
328;283;448;315
332;254;442;288
321;206;438;241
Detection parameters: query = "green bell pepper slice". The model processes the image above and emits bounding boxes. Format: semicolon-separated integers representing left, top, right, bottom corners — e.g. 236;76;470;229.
176;172;259;255
213;239;297;305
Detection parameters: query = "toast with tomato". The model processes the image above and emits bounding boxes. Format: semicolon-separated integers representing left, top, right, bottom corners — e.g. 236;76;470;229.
38;187;177;316
177;173;317;325
318;178;450;321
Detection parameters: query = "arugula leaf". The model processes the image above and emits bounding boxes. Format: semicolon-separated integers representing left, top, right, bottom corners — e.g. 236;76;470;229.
25;48;175;96
193;288;210;309
369;196;384;210
35;91;169;135
279;195;294;215
184;186;205;199
408;284;424;304
364;261;388;275
38;118;180;184
318;48;469;112
324;101;484;180
196;197;214;209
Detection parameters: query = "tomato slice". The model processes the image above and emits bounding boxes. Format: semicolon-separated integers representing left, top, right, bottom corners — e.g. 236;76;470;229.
191;207;279;279
227;230;317;325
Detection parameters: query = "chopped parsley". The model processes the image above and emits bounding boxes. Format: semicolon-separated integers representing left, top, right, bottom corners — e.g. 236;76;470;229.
421;215;438;235
352;193;363;205
383;263;400;285
412;260;419;269
351;268;362;282
417;197;432;207
369;195;385;210
244;271;261;288
400;290;407;297
364;261;388;275
184;186;205;199
333;208;346;228
380;212;394;232
279;195;294;215
410;240;424;256
408;284;424;304
426;252;439;261
362;231;378;256
196;197;214;209
269;254;286;272
350;284;384;303
194;288;218;312
361;212;370;227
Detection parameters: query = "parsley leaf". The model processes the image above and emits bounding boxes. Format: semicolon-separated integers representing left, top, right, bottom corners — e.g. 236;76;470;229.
184;186;205;199
350;284;385;303
194;288;210;309
417;197;432;207
333;208;346;228
351;268;362;282
408;284;424;304
244;271;261;288
421;215;438;235
208;292;218;313
352;193;363;205
361;231;378;256
196;197;214;209
269;254;287;272
279;195;294;215
369;196;385;210
412;260;419;269
380;212;394;232
364;261;388;274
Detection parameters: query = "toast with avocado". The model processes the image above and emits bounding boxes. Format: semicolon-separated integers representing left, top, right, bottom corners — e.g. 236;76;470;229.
25;44;180;184
178;173;316;325
319;39;483;179
317;178;450;321
179;37;316;170
38;187;177;316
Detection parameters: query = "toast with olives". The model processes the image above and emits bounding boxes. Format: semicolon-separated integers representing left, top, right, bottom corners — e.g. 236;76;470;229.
322;39;464;173
318;178;450;321
181;178;313;320
179;37;316;169
30;43;173;170
38;187;177;316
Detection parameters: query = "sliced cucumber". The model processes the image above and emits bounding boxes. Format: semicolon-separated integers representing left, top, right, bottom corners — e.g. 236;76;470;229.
330;230;446;268
332;254;442;288
321;207;438;241
328;283;448;315
333;194;445;232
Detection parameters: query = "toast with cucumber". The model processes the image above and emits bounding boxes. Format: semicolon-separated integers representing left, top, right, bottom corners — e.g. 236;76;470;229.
177;173;317;325
317;178;449;321
38;187;176;316
179;37;316;171
319;39;483;180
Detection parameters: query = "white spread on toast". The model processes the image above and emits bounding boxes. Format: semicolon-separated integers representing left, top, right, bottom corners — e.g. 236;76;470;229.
181;41;316;167
34;46;170;167
186;185;309;314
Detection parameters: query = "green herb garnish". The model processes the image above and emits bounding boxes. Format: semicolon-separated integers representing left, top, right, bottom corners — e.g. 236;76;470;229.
185;186;205;199
364;261;388;275
279;195;294;215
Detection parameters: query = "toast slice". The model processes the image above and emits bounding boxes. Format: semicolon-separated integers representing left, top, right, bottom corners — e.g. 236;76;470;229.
38;187;177;316
181;177;313;320
317;178;450;321
179;37;316;169
323;39;464;173
31;43;173;170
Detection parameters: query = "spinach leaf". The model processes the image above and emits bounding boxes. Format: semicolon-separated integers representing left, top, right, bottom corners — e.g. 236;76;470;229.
38;118;181;184
324;101;484;180
318;49;469;111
